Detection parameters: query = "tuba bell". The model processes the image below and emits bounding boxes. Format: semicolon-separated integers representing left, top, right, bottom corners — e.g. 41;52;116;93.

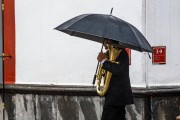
96;43;122;96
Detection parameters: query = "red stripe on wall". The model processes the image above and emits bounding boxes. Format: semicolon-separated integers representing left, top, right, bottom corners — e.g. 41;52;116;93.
3;0;15;84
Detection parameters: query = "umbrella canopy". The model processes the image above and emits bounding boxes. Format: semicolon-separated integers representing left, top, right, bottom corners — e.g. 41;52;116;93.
55;14;152;53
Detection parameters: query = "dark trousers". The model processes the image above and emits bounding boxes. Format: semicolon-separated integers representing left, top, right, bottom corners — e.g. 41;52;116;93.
101;105;126;120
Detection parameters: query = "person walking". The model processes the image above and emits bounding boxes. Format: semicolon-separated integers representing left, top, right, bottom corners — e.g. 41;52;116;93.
97;39;134;120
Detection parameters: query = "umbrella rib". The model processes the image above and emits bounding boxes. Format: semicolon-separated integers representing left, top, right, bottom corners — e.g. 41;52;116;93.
65;28;105;43
64;14;110;42
102;15;111;39
112;16;144;51
62;14;90;30
126;23;143;52
112;16;142;51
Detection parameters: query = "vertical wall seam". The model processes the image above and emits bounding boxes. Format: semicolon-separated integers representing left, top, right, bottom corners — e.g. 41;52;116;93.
144;0;150;88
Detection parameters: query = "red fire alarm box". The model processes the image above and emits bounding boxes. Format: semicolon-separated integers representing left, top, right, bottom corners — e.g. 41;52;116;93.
152;46;166;64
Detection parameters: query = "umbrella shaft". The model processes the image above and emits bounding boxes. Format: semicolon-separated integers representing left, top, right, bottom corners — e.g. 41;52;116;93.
92;40;105;85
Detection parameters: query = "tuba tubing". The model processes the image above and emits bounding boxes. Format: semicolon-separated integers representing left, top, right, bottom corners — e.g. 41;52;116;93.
96;44;121;96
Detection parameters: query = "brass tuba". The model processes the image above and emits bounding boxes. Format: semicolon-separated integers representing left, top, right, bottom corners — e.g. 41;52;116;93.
96;44;122;96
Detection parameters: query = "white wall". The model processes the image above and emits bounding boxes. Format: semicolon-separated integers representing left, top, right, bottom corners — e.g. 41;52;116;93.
15;0;150;86
146;0;180;86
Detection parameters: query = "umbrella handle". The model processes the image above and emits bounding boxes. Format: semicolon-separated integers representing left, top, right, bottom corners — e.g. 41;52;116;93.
92;40;105;85
92;62;100;85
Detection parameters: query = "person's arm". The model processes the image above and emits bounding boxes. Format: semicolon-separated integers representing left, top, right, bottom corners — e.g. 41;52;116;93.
97;50;128;75
102;60;125;75
102;50;128;75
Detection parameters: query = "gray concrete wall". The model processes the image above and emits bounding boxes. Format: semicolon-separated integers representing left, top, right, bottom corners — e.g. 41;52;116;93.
0;85;180;120
0;94;145;120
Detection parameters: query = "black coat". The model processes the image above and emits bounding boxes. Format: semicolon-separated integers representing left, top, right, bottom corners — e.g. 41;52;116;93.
102;49;134;106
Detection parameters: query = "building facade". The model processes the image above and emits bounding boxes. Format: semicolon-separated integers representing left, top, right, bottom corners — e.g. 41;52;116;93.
0;0;180;120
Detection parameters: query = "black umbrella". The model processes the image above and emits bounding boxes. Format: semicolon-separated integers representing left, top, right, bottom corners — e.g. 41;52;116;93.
55;13;153;85
55;13;153;53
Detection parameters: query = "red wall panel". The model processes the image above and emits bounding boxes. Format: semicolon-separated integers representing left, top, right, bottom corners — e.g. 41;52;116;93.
3;0;15;84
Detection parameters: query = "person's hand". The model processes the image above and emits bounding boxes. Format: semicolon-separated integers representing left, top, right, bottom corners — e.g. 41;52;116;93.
97;52;106;62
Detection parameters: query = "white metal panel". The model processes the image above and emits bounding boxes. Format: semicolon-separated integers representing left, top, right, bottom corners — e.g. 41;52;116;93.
146;0;180;86
15;0;145;86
